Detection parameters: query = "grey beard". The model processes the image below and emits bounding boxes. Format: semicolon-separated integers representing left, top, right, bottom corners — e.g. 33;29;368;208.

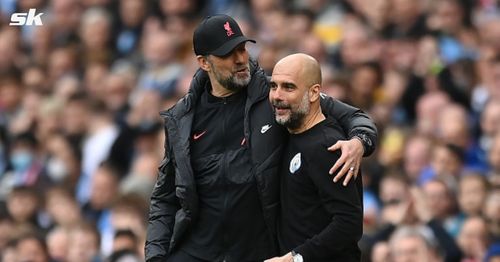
276;110;307;130
274;93;310;130
218;75;250;92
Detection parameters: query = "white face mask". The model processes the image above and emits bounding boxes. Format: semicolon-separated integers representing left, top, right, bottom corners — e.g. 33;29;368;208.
47;158;68;181
480;135;492;152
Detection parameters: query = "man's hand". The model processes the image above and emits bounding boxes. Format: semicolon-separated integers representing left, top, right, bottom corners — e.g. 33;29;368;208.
264;252;293;262
327;138;364;186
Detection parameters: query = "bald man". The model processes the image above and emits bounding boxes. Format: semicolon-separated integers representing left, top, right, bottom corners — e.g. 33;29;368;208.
265;54;363;262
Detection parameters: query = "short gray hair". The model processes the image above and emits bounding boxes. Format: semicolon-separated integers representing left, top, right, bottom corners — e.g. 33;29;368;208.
389;225;441;252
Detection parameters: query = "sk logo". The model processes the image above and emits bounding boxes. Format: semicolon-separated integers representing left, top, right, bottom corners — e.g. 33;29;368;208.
10;9;43;26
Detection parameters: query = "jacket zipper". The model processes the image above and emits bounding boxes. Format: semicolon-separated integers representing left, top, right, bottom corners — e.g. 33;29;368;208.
221;98;230;261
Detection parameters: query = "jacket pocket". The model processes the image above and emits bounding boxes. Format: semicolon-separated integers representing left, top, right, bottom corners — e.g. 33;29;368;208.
169;208;191;253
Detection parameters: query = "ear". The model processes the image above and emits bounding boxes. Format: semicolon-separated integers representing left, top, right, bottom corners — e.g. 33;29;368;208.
309;84;321;102
197;55;211;72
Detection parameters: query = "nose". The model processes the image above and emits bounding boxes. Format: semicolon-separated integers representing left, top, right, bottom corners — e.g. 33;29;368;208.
234;48;247;64
269;86;283;102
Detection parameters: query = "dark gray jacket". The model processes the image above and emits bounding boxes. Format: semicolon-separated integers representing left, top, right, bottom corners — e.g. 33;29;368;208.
145;60;377;261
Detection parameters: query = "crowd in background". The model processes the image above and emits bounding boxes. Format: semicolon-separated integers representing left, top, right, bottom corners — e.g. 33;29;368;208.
0;0;500;261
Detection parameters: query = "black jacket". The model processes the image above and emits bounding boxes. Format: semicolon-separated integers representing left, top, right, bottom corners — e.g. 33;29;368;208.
145;59;377;261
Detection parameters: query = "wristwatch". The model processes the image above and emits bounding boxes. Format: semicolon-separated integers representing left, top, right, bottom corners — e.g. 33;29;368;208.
353;132;373;156
291;250;303;262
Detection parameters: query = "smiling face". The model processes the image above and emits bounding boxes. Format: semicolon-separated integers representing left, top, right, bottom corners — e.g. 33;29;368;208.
269;58;309;130
269;54;321;131
199;43;251;93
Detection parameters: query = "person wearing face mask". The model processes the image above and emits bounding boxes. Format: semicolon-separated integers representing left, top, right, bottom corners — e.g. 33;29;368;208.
0;132;50;200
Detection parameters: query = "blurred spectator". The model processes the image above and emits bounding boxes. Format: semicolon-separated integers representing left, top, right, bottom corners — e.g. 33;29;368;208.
76;100;119;204
322;69;349;102
457;216;490;261
102;72;132;124
6;186;41;229
403;134;432;182
480;98;500;152
419;143;465;185
79;7;114;66
46;226;70;262
379;174;410;224
388;225;443;262
43;133;81;189
1;134;51;199
423;178;462;237
107;89;162;174
115;0;148;58
110;194;148;257
0;211;15;251
371;241;390;262
138;30;183;98
489;133;500;181
15;233;50;262
82;162;119;255
49;0;82;45
458;174;490;217
415;91;451;136
108;250;141;262
8;88;42;135
53;75;80;103
365;186;462;261
437;103;471;149
0;68;24;121
484;190;500;242
1;0;500;260
112;229;138;254
437;103;488;171
22;64;48;94
30;25;53;67
44;187;82;228
61;93;90;146
35;98;64;143
84;61;110;99
484;243;500;262
377;126;405;168
67;223;102;262
47;46;79;84
2;239;17;262
0;28;23;71
349;62;383;111
120;152;158;199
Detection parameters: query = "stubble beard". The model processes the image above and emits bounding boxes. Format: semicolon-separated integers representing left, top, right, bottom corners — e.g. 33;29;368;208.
213;63;251;92
273;92;310;130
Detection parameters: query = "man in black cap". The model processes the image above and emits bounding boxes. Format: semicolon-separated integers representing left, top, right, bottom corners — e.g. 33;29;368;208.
145;14;377;262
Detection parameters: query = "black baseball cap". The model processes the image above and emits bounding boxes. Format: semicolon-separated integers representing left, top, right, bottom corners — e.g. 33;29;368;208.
193;14;256;57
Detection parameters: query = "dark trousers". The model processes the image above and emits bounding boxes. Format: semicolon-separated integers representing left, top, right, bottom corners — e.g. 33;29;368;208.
167;249;266;262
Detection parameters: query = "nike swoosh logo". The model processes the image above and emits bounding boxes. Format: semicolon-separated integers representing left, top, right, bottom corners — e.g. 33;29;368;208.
193;130;207;140
261;124;272;134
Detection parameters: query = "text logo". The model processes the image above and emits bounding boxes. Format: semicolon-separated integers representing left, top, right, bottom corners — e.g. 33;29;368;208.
10;9;44;26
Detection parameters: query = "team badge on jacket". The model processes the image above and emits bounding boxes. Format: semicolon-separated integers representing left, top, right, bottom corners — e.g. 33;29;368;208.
289;153;301;174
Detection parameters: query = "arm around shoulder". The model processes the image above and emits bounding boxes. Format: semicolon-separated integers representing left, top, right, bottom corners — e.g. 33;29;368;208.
320;95;378;156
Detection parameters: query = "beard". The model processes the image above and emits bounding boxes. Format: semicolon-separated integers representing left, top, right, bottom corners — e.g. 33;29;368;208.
212;63;251;92
272;92;310;130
